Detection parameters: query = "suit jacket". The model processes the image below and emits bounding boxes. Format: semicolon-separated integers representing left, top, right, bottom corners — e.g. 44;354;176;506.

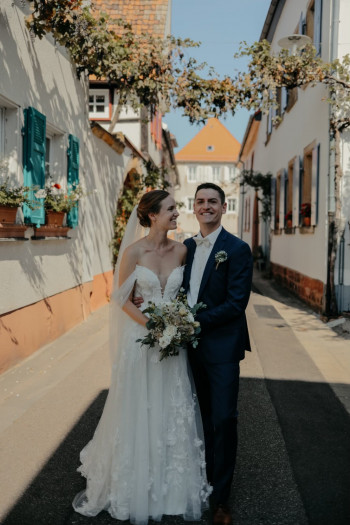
183;228;253;364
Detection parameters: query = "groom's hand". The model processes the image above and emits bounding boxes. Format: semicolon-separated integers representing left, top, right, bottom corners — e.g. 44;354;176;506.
133;296;144;308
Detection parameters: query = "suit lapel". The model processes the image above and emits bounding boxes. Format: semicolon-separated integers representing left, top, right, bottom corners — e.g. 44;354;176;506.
183;238;197;292
198;228;228;300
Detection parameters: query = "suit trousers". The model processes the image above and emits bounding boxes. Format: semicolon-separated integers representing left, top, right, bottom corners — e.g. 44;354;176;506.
188;350;240;505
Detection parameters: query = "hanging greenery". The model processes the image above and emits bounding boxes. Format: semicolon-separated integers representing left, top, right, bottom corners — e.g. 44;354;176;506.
239;170;272;222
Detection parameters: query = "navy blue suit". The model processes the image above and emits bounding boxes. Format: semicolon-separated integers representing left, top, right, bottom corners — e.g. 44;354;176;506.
183;228;253;505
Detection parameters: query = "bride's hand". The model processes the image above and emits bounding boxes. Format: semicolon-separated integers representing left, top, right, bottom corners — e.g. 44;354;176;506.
133;296;144;308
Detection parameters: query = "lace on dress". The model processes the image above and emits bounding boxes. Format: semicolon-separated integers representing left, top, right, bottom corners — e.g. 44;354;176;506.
73;265;212;525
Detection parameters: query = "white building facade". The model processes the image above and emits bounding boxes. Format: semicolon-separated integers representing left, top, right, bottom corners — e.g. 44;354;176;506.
175;119;240;239
239;0;350;314
0;0;137;372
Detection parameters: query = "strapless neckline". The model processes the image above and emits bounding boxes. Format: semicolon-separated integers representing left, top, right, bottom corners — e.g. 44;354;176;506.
135;264;185;295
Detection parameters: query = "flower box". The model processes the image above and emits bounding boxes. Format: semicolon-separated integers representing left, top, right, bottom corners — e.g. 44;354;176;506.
32;225;70;238
45;210;65;227
0;205;18;223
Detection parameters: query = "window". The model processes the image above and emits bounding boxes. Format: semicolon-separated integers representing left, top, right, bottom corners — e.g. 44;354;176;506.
187;197;194;212
187;165;197;182
244;196;251;232
212;166;221;182
285;160;293;226
23;107;46;226
305;0;322;55
207;145;214;152
275;171;282;230
227;198;236;213
302;142;320;226
45;136;51;182
0;107;5;160
67;134;80;228
229;166;236;180
89;89;110;119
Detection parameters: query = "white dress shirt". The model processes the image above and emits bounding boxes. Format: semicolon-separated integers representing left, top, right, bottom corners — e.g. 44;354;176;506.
187;226;222;307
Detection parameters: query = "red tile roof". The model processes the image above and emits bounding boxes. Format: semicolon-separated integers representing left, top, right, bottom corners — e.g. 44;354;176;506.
93;0;170;37
175;118;241;163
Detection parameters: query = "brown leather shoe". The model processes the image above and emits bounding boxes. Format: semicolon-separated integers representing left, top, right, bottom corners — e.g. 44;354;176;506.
213;504;232;525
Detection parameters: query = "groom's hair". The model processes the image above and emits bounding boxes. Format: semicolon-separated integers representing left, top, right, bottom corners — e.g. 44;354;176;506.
195;183;225;204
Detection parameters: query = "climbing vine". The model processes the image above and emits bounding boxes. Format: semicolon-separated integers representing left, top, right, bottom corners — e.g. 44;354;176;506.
239;170;272;222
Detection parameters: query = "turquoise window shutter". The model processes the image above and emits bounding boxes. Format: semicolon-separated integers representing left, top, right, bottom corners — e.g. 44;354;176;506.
67;134;80;228
23;107;46;226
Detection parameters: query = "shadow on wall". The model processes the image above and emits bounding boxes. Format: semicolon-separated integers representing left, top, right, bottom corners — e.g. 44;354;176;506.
1;5;125;305
2;377;350;525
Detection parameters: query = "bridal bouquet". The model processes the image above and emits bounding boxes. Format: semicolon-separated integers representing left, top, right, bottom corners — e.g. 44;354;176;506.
137;289;206;361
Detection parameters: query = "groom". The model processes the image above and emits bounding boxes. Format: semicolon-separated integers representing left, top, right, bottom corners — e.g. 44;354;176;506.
184;183;252;525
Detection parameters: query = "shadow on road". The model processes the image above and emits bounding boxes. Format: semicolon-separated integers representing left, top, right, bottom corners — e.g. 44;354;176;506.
3;377;350;525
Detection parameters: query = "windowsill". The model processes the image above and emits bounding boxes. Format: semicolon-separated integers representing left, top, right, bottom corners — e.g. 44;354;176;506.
284;226;296;234
0;224;27;239
299;225;315;234
32;225;71;239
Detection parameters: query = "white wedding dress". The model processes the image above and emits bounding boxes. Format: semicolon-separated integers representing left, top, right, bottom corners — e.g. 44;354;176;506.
73;264;211;524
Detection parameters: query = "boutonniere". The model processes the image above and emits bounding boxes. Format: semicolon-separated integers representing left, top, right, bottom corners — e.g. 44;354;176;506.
215;250;228;270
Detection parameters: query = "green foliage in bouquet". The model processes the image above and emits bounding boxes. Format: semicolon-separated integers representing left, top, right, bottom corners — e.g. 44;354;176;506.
137;289;206;361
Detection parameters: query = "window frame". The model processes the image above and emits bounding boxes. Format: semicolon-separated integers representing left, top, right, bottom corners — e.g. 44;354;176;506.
89;88;111;120
187;165;197;183
227;197;237;213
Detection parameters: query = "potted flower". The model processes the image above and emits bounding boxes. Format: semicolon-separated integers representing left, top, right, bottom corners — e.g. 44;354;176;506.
300;202;311;226
35;182;83;226
0;177;34;223
285;210;293;229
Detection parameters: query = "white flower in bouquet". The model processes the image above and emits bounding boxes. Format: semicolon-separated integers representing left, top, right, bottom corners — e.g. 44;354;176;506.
163;325;178;338
136;290;206;361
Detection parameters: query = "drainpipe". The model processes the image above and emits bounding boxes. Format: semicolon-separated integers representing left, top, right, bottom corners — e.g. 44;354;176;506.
237;160;245;239
325;0;339;315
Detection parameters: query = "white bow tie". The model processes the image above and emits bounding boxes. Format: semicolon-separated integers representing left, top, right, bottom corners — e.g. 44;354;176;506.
194;237;211;248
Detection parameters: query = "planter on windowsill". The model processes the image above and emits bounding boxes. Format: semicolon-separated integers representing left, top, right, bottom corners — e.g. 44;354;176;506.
0;205;18;223
0;206;27;238
31;210;70;238
45;210;65;227
302;217;311;227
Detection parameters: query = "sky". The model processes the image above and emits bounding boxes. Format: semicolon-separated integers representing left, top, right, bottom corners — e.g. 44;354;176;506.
163;0;271;152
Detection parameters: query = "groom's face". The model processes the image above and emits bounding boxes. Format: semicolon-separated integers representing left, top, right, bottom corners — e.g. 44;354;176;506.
193;188;226;229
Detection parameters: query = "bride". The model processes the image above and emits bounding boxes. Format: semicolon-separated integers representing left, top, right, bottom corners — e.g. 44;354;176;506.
72;189;211;524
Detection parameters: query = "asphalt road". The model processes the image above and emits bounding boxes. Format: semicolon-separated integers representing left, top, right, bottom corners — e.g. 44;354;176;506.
1;274;350;525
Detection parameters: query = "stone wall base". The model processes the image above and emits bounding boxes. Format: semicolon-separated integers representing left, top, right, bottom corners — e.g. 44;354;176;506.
271;262;325;312
0;270;113;374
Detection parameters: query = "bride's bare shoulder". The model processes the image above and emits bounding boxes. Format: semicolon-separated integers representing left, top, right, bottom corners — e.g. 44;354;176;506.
123;238;146;259
169;239;187;258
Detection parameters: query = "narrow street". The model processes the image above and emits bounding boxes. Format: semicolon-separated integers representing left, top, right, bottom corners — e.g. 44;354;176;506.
0;271;349;525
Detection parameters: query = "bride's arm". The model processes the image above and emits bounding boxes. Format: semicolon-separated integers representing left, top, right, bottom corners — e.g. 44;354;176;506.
119;246;149;327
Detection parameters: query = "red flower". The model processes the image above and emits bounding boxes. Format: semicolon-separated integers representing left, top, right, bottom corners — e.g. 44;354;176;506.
53;183;61;189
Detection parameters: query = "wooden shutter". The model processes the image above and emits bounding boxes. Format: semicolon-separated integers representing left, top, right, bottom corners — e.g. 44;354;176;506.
314;0;322;55
311;144;320;226
67;134;80;228
23;107;46;226
271;177;276;230
279;170;286;228
292;156;300;227
281;87;288;114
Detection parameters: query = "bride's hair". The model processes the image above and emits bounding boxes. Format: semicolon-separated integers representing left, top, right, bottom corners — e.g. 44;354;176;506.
137;190;170;227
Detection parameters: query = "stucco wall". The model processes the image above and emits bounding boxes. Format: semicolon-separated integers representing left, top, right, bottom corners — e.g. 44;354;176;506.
0;1;129;317
240;0;333;286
